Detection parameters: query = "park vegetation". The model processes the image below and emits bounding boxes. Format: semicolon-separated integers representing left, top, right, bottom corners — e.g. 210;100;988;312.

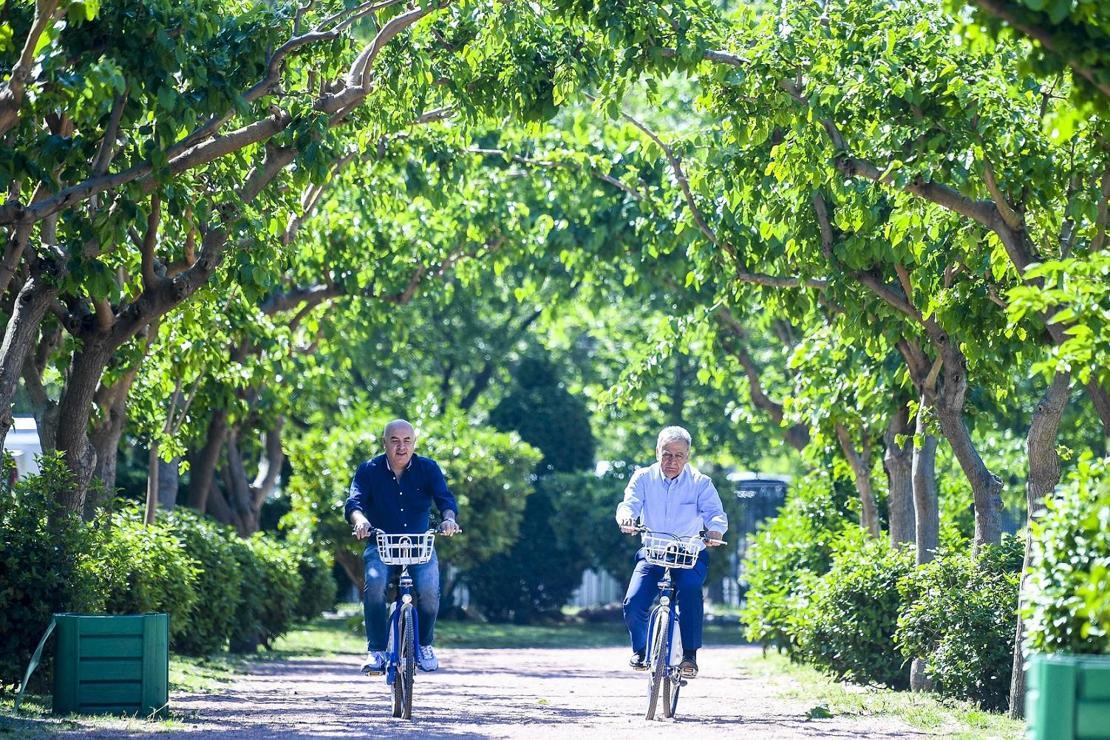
1;0;1107;722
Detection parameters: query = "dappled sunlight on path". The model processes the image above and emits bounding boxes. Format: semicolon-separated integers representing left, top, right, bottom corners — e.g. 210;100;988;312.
162;646;925;738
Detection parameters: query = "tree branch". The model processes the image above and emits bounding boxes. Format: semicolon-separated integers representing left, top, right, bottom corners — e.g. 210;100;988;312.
0;0;62;137
140;194;162;292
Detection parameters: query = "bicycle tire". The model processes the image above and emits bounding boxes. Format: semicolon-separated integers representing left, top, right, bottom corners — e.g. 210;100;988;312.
645;609;668;720
390;611;403;718
399;604;415;720
664;671;680;718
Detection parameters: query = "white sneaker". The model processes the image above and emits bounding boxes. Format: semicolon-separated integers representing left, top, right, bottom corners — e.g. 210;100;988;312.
361;650;387;674
417;645;439;672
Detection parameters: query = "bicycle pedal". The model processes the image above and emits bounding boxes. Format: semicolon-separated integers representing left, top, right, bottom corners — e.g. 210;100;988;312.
679;679;688;687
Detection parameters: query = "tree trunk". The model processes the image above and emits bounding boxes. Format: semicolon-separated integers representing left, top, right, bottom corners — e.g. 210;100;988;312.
912;404;939;566
1009;372;1070;719
932;345;1003;549
158;457;179;511
145;441;161;525
884;404;915;548
0;269;59;450
50;341;113;513
336;549;364;595
836;423;880;538
187;409;228;512
85;369;140;518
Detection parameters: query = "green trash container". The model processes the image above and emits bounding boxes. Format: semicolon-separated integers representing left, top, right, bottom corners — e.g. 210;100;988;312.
52;613;169;718
1026;653;1110;740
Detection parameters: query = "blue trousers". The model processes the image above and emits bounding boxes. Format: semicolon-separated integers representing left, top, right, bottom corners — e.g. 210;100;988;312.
623;548;709;654
362;545;440;651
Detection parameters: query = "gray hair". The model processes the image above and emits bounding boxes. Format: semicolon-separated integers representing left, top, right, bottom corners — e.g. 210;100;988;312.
382;419;416;440
656;426;692;451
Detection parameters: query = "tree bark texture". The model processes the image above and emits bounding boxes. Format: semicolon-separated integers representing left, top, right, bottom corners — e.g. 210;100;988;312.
50;341;114;513
1009;372;1070;719
158;457;180;511
187;409;228;512
836;423;880;538
884;404;915;548
0;270;59;450
912;406;939;566
932;345;1003;549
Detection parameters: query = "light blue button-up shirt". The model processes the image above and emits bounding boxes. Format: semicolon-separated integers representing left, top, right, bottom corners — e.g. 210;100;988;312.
615;463;728;539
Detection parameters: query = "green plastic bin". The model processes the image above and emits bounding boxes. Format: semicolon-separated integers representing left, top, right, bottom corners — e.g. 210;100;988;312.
52;613;169;718
1027;653;1110;740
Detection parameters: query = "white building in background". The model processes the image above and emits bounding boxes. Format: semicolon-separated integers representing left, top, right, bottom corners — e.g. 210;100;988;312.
5;416;43;479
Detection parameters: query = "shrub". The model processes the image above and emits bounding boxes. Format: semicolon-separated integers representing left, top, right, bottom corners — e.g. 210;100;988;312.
294;547;337;621
896;536;1023;710
0;454;105;691
246;534;303;649
164;509;243;655
466;474;591;623
97;507;199;642
227;536;266;653
739;472;850;650
1024;456;1110;655
791;529;914;688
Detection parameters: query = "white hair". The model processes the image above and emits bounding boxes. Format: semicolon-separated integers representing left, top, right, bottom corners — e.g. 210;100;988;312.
656;426;692;451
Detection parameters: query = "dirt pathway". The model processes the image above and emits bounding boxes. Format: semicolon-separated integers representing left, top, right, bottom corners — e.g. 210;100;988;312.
159;645;924;739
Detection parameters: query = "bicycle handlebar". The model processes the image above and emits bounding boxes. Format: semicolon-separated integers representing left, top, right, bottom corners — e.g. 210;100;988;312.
622;523;726;546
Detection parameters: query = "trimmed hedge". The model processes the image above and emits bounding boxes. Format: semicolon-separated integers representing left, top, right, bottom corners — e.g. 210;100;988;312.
165;509;243;655
791;529;914;689
97;507;199;643
896;536;1023;710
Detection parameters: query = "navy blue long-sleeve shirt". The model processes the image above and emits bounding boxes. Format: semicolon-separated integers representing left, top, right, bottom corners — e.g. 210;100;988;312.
343;454;458;534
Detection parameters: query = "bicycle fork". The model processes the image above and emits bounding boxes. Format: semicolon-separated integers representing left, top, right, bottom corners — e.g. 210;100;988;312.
386;567;421;685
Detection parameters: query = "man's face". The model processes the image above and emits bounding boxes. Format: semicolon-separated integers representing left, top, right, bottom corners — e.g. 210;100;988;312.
384;424;416;470
657;440;690;479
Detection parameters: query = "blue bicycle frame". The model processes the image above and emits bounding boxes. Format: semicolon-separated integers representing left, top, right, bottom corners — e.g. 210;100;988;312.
384;566;421;686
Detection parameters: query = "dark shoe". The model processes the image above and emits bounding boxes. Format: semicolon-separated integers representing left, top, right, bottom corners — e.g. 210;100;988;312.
629;651;648;671
679;656;698;678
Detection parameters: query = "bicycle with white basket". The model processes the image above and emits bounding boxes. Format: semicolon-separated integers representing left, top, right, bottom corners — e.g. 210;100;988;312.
365;524;458;720
630;524;724;721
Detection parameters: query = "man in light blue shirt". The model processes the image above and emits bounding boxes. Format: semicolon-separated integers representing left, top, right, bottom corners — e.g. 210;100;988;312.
616;426;727;678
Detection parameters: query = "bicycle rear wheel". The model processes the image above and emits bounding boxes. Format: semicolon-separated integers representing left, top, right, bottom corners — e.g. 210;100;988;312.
391;605;416;719
645;609;668;720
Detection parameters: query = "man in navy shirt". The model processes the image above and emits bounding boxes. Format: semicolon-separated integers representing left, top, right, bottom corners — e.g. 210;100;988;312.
345;419;460;674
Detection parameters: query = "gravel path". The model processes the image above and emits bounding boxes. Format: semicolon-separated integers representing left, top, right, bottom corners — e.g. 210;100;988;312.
162;645;924;739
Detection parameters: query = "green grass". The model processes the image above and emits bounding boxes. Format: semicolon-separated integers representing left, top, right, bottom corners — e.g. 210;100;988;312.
742;651;1025;740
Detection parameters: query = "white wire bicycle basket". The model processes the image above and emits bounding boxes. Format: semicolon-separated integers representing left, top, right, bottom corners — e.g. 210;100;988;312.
376;532;436;566
642;533;703;569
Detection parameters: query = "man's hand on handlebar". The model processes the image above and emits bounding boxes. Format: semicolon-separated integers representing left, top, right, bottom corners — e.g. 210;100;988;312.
705;530;726;547
351;513;373;540
618;518;640;535
440;517;461;537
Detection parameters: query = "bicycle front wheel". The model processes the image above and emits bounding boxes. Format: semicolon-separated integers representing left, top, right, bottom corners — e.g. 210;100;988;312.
399;603;417;718
663;669;680;719
645;609;668;720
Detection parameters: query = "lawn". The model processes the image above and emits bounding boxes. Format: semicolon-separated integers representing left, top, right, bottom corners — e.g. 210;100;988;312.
742;650;1025;740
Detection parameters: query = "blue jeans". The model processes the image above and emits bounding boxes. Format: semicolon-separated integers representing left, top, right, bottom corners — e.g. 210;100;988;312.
362;545;440;651
623;548;709;654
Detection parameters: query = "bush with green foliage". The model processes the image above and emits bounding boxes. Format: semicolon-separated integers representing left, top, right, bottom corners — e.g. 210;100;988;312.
164;509;243;655
740;472;850;650
227;535;266;653
0;454;105;690
1024;456;1110;656
791;529;914;689
466;474;592;623
896;536;1023;710
294;546;337;621
97;507;199;643
245;534;303;649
